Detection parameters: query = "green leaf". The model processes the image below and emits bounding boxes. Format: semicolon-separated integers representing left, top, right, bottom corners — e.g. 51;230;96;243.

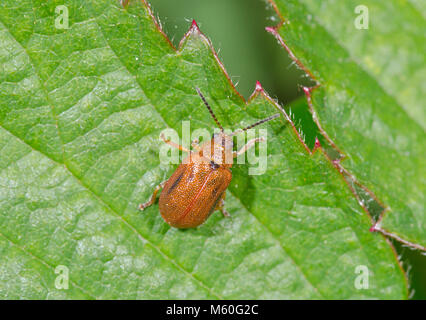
0;0;407;299
269;0;425;248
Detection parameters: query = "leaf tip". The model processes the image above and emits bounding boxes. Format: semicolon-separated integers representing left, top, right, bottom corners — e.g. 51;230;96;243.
369;223;379;233
302;86;312;97
181;19;201;43
312;137;321;152
255;80;264;92
265;26;277;34
190;19;200;32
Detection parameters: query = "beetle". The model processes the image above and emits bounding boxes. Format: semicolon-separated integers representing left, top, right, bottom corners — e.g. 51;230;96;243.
139;87;279;228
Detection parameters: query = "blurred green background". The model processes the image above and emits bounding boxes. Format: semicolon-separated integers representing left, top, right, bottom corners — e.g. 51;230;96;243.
148;0;425;299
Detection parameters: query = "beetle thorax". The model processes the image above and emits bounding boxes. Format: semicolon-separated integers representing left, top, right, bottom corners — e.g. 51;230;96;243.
199;132;233;168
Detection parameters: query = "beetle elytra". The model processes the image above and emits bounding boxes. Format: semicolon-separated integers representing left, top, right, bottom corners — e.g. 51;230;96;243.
139;88;280;228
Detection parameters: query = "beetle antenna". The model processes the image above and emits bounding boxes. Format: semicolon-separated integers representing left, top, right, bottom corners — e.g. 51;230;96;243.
231;113;280;136
195;87;224;132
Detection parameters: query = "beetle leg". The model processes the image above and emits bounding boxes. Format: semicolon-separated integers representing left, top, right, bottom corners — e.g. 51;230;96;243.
216;194;230;217
233;136;266;157
160;133;191;153
138;180;167;211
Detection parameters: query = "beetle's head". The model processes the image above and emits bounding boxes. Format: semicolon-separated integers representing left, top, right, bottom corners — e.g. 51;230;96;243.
195;87;280;167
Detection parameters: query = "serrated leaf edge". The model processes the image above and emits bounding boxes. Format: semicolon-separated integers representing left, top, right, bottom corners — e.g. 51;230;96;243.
265;0;425;253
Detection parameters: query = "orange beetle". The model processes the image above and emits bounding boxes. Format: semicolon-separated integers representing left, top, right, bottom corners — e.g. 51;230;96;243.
139;88;279;228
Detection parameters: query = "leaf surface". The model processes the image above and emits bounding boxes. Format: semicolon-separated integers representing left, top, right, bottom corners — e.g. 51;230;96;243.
0;0;407;299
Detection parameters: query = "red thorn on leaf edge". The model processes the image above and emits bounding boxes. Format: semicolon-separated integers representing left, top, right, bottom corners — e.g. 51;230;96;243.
265;26;276;33
332;159;340;166
191;19;200;31
369;224;378;232
255;81;264;92
313;137;321;150
302;86;312;96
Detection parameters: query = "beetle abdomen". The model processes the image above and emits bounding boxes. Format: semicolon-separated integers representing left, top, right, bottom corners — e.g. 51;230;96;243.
159;156;231;228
